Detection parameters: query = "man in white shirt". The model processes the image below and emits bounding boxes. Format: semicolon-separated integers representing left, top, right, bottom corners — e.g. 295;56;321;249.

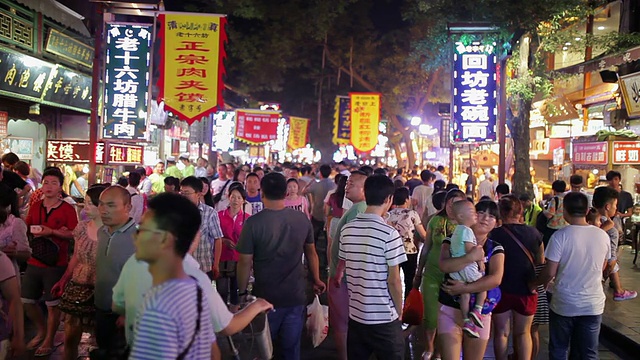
126;172;144;223
434;165;446;182
337;161;351;176
531;192;610;360
412;170;435;218
195;157;208;178
478;172;495;200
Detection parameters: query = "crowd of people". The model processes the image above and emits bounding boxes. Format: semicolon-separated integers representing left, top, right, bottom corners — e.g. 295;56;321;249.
0;151;638;360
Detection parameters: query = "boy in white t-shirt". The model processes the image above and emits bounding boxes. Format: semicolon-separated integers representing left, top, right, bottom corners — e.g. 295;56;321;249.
449;200;486;338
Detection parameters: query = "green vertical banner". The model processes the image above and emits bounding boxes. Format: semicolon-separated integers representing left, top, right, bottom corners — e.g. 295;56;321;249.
103;23;152;140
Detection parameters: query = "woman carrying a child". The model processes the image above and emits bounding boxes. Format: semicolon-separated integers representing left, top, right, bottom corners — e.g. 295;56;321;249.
438;200;505;360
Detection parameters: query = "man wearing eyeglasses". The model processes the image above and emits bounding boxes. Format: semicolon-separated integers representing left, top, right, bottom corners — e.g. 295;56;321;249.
180;176;224;280
94;185;136;358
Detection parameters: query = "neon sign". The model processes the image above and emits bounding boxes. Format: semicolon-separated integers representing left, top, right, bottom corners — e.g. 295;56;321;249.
452;41;497;143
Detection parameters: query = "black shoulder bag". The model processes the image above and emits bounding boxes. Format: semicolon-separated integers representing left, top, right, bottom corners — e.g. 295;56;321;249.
176;280;203;360
213;179;231;206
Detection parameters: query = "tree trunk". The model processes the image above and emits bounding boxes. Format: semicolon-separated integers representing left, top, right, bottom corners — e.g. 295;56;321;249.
507;97;533;198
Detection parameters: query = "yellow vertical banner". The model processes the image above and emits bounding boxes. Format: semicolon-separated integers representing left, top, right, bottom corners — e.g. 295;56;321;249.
349;93;380;152
158;13;227;125
287;116;309;151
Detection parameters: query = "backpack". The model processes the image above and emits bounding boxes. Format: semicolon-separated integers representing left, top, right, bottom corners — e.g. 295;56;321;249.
535;196;559;234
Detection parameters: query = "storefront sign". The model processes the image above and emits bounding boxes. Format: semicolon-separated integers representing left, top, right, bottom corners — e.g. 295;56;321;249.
452;41;497;143
553;147;565;166
333;96;350;145
46;140;106;164
235;109;280;144
572;142;608;165
0;46;92;113
41;65;92;111
3;137;33;160
349;93;380;152
107;143;144;165
619;72;640;118
612;141;640;164
0;47;55;101
158;13;228;124
0;111;7;137
103;23;152;140
45;29;94;68
287;116;309;151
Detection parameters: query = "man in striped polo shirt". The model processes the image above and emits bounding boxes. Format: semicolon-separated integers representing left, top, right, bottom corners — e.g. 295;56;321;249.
129;193;215;359
333;174;406;359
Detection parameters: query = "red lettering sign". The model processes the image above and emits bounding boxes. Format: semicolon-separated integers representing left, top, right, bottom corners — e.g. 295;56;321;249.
572;142;608;165
612;141;640;165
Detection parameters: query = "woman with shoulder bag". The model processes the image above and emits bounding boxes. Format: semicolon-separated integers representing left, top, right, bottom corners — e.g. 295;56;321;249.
51;185;107;360
489;195;545;360
216;183;250;309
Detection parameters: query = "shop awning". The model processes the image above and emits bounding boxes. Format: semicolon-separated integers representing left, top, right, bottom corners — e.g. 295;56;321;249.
16;0;90;37
553;45;640;76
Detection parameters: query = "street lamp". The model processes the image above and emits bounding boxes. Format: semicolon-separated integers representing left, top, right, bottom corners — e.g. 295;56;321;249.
410;116;422;126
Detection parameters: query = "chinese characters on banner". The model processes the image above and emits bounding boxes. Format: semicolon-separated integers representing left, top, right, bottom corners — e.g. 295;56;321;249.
287;117;309;151
0;111;7;138
103;23;152;140
612;141;640;164
452;41;497;143
235;109;280;144
158;13;227;124
333;96;350;145
107;143;144;165
349;93;380;152
47;140;106;164
572;142;608;165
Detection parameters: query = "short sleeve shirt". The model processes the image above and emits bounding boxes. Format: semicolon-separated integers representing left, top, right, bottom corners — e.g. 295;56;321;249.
26;200;78;268
490;224;542;295
236;208;314;308
449;225;476;258
386;208;422;254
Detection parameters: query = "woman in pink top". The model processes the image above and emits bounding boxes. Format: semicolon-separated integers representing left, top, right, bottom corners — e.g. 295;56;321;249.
217;183;250;306
284;178;311;219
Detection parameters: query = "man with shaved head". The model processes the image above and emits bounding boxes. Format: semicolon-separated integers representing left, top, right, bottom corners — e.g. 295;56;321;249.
93;185;136;358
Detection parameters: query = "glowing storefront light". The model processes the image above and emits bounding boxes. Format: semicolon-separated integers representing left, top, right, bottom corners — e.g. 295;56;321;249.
212;111;235;151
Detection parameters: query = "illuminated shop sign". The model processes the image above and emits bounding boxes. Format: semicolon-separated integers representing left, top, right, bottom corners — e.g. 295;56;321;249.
452;41;497;143
103;23;152;140
47;140;105;164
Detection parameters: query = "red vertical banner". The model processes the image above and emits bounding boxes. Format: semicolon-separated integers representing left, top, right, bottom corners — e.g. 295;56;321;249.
235;109;280;144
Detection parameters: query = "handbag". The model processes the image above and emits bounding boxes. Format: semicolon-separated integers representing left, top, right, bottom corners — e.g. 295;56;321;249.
401;288;424;325
30;236;60;266
59;281;95;317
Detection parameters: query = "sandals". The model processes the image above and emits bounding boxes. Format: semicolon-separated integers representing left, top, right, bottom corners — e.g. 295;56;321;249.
34;346;54;357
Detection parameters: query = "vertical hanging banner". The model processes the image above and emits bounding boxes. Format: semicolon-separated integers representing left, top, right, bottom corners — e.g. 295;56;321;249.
103;23;152;140
235;109;280;144
452;39;497;143
287;116;309;151
333;96;351;145
349;93;380;152
158;13;227;125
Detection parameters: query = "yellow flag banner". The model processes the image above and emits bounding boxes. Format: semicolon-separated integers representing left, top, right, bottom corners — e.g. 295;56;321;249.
158;13;227;125
288;116;309;151
349;93;380;152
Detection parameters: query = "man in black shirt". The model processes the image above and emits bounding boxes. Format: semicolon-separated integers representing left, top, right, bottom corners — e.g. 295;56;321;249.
0;165;22;217
607;171;634;246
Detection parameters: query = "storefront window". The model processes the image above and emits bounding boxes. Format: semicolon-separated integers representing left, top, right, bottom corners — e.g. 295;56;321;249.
553;1;621;70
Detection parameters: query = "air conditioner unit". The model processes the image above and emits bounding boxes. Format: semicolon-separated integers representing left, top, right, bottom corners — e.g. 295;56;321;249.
604;108;627;130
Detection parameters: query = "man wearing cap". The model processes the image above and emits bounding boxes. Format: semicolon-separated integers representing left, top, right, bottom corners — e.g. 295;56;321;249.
165;157;183;179
180;155;195;178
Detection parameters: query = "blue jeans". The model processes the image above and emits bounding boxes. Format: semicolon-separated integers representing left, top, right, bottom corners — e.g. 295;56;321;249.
267;305;305;360
549;310;601;360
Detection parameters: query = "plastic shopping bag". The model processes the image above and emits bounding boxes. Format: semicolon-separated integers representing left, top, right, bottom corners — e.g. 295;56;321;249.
402;288;424;325
306;295;329;347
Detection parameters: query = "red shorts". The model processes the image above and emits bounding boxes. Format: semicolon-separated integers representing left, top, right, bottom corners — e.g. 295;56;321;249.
493;292;538;316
